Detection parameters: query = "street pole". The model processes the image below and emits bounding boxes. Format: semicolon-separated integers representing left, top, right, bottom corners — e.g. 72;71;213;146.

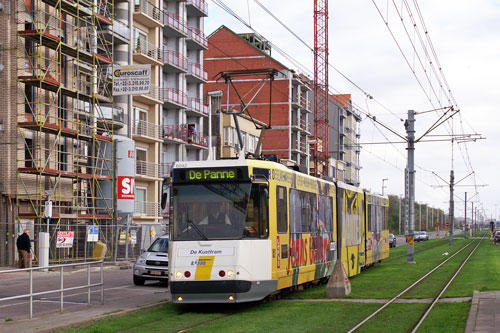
449;170;455;245
382;178;388;195
464;192;467;239
398;196;402;235
419;204;422;231
405;110;416;264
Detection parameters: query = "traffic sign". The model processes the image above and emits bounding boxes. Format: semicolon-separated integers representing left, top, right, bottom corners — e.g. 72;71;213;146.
446;222;450;227
87;225;99;242
56;231;74;248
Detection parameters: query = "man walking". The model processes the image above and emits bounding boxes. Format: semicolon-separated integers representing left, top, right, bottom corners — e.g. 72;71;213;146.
17;229;31;268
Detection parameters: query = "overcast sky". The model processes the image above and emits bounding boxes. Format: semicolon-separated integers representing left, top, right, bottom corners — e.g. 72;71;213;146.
205;0;500;221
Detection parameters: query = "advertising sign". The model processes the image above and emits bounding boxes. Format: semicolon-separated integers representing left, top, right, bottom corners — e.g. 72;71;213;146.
56;231;75;248
113;65;151;96
118;176;135;199
87;225;99;242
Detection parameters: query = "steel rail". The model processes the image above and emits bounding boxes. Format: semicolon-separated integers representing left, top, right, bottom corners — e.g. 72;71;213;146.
411;237;484;332
347;239;477;332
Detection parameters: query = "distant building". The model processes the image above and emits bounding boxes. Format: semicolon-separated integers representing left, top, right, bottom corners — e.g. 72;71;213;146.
204;26;313;168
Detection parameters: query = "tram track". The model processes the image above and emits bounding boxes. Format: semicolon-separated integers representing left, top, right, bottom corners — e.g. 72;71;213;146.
347;234;486;332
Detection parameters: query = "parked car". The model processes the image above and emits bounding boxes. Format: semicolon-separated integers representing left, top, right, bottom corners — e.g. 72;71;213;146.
133;235;169;286
493;230;500;244
389;234;396;248
415;231;429;242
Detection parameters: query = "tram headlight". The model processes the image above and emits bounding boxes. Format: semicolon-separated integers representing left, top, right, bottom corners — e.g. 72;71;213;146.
228;295;234;301
175;271;183;279
177;296;183;302
227;270;234;278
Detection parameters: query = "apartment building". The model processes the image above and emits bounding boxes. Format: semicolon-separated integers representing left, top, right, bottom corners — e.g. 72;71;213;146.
205;26;313;168
328;94;361;186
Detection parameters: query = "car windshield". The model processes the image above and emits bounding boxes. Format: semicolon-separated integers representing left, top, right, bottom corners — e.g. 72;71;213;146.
172;182;268;241
148;238;169;252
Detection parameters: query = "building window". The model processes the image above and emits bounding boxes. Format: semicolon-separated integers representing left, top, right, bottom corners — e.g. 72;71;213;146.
58;144;67;171
224;126;233;146
25;138;34;168
134;28;148;52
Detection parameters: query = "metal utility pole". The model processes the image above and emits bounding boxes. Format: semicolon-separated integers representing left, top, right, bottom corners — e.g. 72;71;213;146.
398;196;402;235
449;170;455;245
464;192;468;239
405;110;416;264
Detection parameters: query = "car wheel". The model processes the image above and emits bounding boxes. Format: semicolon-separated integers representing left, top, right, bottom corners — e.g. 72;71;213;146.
133;275;145;286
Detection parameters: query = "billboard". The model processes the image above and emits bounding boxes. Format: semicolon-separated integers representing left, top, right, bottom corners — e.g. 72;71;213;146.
113;65;151;96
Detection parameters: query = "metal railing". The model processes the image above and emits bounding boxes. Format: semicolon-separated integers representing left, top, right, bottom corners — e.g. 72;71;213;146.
188;27;208;48
134;0;162;22
134;38;162;62
163;124;187;141
187;132;208;147
142;84;162;101
188;97;209;115
162;50;188;71
135;201;160;217
187;62;208;81
161;88;188;107
162;11;188;35
160;162;175;178
187;0;208;15
0;261;104;319
133;119;161;139
136;160;160;178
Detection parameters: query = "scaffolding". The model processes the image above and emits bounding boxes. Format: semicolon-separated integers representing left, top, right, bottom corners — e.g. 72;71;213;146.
16;0;115;262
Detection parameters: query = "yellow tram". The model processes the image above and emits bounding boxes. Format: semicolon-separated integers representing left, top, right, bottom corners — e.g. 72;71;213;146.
168;158;389;303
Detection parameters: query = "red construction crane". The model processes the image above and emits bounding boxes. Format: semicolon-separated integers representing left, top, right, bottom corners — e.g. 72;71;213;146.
313;0;329;176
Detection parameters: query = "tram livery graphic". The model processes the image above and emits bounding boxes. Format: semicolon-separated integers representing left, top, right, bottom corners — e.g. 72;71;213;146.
168;159;389;303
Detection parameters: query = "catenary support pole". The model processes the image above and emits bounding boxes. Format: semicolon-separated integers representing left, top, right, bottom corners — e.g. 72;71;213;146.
464;192;467;239
405;110;416;264
449;170;455;245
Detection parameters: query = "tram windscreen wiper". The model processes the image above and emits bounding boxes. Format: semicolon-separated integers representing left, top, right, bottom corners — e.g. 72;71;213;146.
187;219;208;240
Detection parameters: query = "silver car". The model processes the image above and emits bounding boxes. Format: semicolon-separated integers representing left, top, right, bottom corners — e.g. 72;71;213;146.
133;235;169;285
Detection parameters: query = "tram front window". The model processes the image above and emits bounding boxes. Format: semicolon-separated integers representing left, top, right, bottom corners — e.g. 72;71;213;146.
172;183;268;240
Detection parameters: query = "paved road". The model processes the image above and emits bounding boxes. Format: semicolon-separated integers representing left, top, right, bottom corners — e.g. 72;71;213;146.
0;264;170;322
393;230;462;248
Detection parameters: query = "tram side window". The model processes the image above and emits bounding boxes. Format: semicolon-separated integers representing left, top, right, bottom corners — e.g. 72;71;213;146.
319;195;333;232
289;189;317;233
277;186;288;233
383;206;389;230
244;183;269;238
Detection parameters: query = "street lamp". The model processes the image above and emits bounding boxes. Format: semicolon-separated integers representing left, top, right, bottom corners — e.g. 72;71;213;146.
306;139;317;176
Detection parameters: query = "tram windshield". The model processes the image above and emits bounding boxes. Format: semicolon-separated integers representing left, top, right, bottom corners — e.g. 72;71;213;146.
172;182;268;240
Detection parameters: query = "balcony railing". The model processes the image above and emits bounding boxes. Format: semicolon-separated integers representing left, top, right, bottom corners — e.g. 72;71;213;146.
162;11;188;35
188;27;208;49
162;50;188;71
160;162;175;178
135;201;160;217
99;105;125;124
293;95;311;110
187;132;208;147
136;160;160;178
186;0;208;16
163;124;187;141
134;39;162;62
161;88;188;107
134;0;162;23
99;20;130;41
133;119;161;139
188;97;208;115
187;62;208;81
142;84;162;101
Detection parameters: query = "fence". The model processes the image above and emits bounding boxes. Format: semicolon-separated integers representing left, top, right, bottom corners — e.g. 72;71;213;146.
0;261;104;319
0;221;167;265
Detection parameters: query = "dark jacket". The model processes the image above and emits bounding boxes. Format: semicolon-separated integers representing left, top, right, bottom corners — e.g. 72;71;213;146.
17;233;31;251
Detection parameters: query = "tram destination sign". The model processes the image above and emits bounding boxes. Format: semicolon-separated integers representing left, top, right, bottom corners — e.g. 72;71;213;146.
173;167;249;183
113;64;151;96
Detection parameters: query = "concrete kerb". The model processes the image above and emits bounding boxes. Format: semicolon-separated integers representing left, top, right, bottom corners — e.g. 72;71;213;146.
465;290;480;333
3;299;169;333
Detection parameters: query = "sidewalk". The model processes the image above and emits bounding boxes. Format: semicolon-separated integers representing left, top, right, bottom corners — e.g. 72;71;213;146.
1;285;169;333
466;290;500;332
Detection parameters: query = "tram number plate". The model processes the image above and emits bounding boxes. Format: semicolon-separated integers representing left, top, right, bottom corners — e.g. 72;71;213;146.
149;270;162;276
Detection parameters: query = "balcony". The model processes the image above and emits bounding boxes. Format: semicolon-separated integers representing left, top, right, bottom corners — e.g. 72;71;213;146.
160;162;175;178
186;97;208;117
97;20;130;44
97;105;126;130
340;108;347;119
291;117;308;132
161;88;188;108
186;0;208;17
133;0;163;28
292;94;311;111
163;124;187;144
133;39;163;66
186;132;208;148
163;11;188;37
133;84;163;105
134;201;160;219
186;62;208;83
136;160;161;179
186;27;208;50
132;120;162;143
162;50;188;73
